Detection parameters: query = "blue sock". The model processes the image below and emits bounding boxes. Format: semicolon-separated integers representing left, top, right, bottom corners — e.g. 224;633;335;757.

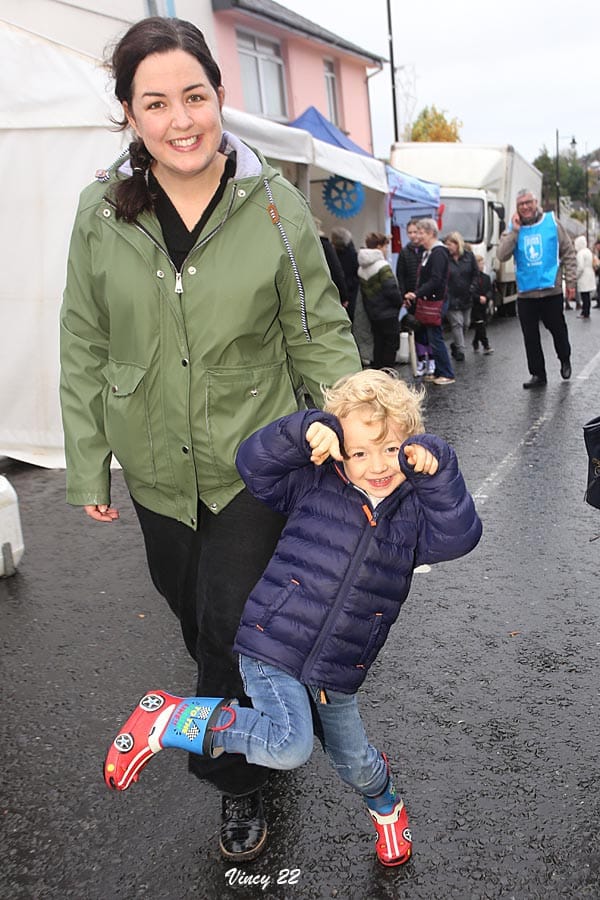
161;696;226;756
365;776;399;815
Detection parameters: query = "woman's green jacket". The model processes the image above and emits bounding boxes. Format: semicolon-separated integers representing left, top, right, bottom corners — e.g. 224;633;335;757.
60;134;360;528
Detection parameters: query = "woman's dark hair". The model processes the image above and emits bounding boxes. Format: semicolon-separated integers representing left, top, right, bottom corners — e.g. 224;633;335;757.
107;17;222;222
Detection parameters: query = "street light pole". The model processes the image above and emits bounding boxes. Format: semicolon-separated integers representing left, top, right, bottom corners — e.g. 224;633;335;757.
585;164;590;243
386;0;399;143
555;131;577;221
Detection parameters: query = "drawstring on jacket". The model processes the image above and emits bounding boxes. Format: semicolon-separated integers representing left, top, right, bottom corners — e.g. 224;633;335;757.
263;177;312;343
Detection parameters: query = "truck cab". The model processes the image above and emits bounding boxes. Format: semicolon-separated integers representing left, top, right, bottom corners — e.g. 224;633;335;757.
389;142;542;315
439;187;511;312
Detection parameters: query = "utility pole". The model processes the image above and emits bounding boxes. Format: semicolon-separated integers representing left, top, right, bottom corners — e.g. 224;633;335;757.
386;0;399;143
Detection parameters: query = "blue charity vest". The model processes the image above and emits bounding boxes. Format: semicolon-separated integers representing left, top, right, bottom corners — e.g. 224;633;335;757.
513;212;559;293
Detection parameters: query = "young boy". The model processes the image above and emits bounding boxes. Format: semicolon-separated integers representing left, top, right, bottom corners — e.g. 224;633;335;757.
104;370;482;867
472;255;494;354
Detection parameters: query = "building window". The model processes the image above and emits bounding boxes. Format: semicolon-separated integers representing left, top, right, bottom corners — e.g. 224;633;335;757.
324;59;339;126
237;31;287;119
145;0;176;15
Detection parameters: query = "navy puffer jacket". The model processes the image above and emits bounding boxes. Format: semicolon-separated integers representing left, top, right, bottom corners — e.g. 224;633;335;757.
234;410;482;693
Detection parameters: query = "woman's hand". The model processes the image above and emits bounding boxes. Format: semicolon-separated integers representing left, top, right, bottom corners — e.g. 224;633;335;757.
403;444;438;476
306;422;344;465
83;504;120;522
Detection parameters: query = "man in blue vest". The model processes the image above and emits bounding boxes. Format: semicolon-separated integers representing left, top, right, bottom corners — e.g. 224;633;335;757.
497;190;576;389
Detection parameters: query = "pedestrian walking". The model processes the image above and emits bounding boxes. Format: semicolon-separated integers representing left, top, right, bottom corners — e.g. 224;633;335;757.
472;255;494;353
574;235;596;319
397;220;434;378
104;368;482;868
405;219;455;385
496;190;575;389
59;15;360;863
445;231;479;361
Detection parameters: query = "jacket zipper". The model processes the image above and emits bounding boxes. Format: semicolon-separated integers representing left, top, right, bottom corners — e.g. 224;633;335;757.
299;503;378;682
103;185;236;296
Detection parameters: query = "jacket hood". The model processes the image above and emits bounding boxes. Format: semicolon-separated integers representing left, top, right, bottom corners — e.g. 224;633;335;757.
574;235;587;251
115;130;264;182
358;247;385;267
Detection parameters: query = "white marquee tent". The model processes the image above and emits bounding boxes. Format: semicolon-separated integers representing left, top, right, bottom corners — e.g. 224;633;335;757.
0;20;389;467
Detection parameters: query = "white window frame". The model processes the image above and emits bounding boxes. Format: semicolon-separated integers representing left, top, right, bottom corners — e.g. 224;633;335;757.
236;29;288;120
324;59;339;126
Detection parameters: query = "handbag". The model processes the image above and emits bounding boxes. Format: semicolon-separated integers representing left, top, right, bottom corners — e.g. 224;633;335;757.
583;415;600;509
414;296;443;327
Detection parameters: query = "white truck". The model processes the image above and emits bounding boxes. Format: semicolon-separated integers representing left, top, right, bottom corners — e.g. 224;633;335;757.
389;143;543;313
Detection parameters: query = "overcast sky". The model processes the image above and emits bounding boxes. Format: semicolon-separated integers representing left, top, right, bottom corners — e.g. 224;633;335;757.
283;0;598;165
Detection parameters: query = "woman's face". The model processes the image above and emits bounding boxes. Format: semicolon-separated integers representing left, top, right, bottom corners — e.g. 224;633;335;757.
123;49;225;184
446;239;459;258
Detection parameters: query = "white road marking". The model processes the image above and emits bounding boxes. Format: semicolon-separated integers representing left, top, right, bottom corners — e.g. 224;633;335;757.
473;348;600;506
473;415;548;506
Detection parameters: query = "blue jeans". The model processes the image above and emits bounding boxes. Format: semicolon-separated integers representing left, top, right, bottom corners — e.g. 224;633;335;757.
426;324;455;378
216;656;389;798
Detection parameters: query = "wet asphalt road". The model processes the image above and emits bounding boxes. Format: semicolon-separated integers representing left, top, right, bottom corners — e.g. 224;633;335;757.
2;311;600;900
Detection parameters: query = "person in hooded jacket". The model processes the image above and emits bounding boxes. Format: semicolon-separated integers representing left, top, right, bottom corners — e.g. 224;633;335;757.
574;235;596;319
358;233;403;368
104;368;482;868
60;16;360;863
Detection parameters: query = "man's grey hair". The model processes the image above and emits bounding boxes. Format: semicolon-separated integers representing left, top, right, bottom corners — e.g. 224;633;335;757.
516;188;537;202
417;218;439;237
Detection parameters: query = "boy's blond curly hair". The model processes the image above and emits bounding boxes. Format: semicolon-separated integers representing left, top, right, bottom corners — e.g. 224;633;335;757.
323;369;424;441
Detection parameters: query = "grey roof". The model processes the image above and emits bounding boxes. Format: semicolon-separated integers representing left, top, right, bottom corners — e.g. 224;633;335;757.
211;0;383;64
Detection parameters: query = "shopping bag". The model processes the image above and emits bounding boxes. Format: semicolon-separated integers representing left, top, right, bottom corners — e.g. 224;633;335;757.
583;415;600;509
414;297;443;327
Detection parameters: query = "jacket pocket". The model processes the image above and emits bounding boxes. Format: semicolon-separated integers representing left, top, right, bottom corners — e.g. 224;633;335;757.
255;578;301;633
205;362;298;486
102;361;156;486
355;612;386;670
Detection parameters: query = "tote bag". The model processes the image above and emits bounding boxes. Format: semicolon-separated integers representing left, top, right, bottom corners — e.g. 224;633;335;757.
414;297;443;327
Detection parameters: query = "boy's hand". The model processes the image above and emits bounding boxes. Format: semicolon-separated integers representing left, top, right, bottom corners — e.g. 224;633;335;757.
306;422;343;465
403;443;438;475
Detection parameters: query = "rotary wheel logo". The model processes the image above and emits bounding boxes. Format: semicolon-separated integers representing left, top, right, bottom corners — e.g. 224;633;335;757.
322;176;365;219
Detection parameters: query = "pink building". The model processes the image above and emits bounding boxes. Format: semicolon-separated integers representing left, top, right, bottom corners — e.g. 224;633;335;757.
211;0;382;154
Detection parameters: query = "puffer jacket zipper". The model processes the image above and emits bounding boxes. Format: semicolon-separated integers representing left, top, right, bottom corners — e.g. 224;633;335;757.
299;500;378;683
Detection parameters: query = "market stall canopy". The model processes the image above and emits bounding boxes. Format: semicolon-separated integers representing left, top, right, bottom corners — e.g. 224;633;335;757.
222;105;313;164
288;106;388;194
0;21;126;467
386;164;440;208
0;21;119;127
288;106;371;157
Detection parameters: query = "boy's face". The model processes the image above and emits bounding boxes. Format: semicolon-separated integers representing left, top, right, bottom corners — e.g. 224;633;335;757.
341;410;406;498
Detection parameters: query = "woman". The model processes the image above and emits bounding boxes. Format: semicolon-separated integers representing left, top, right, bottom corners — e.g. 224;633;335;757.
59;17;359;862
405;219;455;385
445;231;479;361
357;232;403;369
574;235;596;319
331;226;359;320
